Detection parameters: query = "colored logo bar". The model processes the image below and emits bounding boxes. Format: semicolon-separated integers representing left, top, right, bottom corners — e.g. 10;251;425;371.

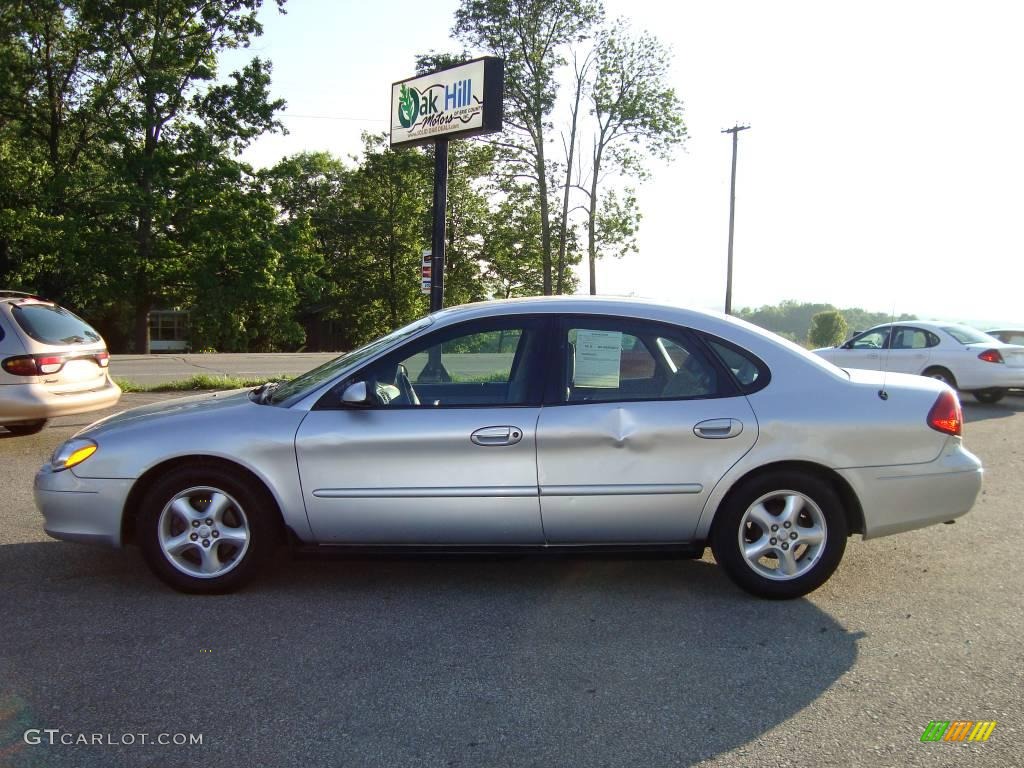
920;720;996;742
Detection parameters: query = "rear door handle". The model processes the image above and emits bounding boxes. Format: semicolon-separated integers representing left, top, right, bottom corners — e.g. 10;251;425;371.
693;418;743;439
471;426;523;446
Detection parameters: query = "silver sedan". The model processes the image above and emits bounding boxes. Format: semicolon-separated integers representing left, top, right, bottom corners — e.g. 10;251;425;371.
35;297;983;598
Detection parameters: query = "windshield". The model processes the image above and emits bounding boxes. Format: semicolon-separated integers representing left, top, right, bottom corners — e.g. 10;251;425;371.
13;303;103;346
941;325;999;345
268;316;433;405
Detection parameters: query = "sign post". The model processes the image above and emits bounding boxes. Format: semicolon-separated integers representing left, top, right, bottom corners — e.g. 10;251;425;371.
391;57;504;313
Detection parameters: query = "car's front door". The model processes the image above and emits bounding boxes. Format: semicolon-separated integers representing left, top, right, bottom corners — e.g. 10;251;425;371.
831;326;891;370
295;316;548;544
536;317;758;543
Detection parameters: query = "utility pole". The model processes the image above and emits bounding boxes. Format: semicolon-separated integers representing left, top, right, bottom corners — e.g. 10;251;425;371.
722;124;749;315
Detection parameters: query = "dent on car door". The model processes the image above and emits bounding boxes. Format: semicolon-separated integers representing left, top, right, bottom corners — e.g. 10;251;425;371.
535;317;758;544
294;316;550;545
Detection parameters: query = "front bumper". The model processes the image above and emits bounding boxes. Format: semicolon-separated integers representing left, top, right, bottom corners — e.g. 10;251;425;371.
34;463;133;548
838;439;983;539
1;377;121;423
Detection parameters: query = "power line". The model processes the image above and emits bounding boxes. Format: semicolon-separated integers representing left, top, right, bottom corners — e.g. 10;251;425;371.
279;113;386;123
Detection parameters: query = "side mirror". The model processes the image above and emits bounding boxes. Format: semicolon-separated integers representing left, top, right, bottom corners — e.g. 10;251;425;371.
341;381;370;406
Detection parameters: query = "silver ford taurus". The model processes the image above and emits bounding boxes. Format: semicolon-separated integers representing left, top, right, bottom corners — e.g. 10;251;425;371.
35;297;983;598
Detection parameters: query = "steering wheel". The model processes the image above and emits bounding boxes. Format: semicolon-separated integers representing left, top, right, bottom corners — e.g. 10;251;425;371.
396;364;420;406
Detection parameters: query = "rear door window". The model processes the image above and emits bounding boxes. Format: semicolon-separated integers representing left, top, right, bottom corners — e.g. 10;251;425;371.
12;304;102;346
559;318;727;402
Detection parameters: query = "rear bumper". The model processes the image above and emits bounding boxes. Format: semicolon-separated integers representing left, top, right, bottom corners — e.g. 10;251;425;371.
956;365;1024;391
34;464;132;548
0;377;121;423
838;440;983;539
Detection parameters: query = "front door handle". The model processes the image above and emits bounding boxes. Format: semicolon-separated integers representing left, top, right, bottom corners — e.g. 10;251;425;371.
470;426;523;446
694;418;743;439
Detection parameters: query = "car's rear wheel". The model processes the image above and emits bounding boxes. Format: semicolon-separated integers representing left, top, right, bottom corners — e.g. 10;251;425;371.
973;388;1006;404
3;419;47;436
923;367;957;389
138;466;279;594
710;471;847;599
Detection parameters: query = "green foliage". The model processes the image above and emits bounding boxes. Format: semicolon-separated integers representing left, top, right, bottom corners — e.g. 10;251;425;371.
807;310;849;348
115;374;293;393
454;0;603;294
0;0;299;352
736;300;916;342
582;21;686;293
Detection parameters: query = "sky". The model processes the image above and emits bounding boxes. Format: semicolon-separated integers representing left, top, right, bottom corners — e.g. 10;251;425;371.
221;0;1024;326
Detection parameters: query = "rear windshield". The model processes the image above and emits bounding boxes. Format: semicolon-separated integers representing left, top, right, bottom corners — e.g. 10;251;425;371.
12;304;102;346
941;325;998;345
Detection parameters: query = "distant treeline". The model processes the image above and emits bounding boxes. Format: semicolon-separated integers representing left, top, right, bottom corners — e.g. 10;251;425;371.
735;301;915;343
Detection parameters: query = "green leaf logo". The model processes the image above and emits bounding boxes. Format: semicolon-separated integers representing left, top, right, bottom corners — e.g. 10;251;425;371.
398;84;419;129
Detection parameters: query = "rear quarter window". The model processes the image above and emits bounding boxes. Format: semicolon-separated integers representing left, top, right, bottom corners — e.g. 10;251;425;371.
703;336;771;394
12;304;102;346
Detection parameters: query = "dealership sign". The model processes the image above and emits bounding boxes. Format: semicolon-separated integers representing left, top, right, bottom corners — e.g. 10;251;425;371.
390;57;504;147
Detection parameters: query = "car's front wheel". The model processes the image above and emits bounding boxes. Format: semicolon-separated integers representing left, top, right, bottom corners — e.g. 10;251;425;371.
710;471;847;599
138;466;280;594
973;388;1006;404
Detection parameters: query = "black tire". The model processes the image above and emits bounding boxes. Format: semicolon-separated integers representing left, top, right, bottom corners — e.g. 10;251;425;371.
710;471;847;599
973;388;1006;404
137;465;280;594
922;367;957;389
3;419;47;436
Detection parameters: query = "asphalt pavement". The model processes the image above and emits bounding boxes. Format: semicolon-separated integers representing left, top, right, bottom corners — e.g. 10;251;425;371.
110;353;339;386
0;394;1021;767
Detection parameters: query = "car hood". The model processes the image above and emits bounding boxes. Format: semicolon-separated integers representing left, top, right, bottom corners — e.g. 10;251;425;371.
74;388;254;438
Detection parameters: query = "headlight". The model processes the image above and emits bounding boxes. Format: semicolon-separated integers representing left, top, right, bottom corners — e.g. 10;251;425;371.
50;438;98;472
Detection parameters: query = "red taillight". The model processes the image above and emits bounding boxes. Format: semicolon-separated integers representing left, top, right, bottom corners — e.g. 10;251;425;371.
95;351;110;368
978;349;1004;364
1;354;67;376
2;356;40;376
927;390;962;436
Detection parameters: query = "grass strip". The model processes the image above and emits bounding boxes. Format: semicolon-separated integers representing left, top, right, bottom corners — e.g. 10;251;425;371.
115;374;293;393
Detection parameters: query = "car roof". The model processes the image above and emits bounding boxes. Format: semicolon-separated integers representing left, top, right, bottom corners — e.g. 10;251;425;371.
0;291;53;306
430;294;728;327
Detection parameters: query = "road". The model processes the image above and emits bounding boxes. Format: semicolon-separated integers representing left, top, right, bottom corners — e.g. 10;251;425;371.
110;353;339;386
0;394;1022;767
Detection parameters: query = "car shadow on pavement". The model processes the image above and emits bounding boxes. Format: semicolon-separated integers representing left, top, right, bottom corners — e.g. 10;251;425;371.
961;396;1022;424
0;541;862;768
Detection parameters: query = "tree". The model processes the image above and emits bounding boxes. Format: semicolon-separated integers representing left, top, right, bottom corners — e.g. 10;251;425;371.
808;310;850;348
91;0;286;352
0;0;129;308
454;0;602;295
578;22;685;294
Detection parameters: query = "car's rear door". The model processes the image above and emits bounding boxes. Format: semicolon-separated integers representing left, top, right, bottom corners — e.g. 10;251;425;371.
295;315;549;545
535;316;758;543
885;326;934;374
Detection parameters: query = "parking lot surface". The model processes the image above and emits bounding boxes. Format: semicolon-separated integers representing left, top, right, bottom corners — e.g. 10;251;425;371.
1;393;1021;767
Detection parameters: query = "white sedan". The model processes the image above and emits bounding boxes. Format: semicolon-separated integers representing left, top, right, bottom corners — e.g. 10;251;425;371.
813;321;1024;404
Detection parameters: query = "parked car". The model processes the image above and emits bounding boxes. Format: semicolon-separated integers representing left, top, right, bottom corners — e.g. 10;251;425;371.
986;328;1024;346
812;321;1024;404
1;291;120;434
36;297;982;599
